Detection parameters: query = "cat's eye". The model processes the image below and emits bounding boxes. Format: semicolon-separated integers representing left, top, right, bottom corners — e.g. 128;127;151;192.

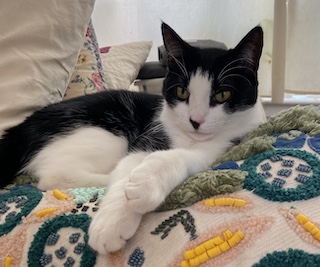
176;86;190;100
214;90;232;103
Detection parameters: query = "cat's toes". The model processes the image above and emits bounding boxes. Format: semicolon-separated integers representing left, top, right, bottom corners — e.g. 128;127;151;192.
125;173;164;214
88;205;142;254
88;210;126;254
119;212;143;240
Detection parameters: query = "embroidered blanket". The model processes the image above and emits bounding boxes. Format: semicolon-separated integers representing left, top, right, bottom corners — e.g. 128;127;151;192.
2;105;320;267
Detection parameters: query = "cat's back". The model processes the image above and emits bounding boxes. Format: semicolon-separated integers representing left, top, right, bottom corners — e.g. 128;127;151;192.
0;90;165;187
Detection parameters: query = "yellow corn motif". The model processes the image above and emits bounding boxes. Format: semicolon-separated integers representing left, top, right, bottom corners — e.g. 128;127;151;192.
4;256;13;267
207;245;222;258
223;230;233;240
212;236;224;245
53;189;68;200
180;260;190;267
194;244;206;256
36;208;58;217
181;230;245;267
296;213;308;224
204;197;246;208
296;213;320;241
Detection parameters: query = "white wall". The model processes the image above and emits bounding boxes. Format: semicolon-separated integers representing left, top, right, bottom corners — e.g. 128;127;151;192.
91;0;274;96
92;0;274;61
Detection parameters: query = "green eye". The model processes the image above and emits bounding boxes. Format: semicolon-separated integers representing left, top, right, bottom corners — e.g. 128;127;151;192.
176;86;190;100
214;90;232;103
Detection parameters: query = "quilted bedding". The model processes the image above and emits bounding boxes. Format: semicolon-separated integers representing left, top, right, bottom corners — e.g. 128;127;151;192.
2;105;320;267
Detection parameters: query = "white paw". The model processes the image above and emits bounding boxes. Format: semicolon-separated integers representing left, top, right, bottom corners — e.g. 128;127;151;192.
88;197;142;254
125;157;166;214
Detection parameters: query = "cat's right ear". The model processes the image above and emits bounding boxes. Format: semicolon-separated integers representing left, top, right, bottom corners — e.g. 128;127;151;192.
161;23;190;64
234;26;263;70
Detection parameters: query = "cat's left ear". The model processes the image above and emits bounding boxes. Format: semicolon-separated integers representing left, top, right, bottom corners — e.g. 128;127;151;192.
161;22;191;64
234;26;263;70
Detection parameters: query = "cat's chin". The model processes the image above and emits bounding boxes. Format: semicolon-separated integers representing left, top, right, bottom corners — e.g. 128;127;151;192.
188;131;214;141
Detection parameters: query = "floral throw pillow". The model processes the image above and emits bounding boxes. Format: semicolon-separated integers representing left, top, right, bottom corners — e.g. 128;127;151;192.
64;20;107;100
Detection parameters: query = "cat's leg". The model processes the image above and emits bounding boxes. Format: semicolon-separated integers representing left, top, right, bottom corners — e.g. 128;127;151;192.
125;145;226;214
23;127;128;190
88;151;149;254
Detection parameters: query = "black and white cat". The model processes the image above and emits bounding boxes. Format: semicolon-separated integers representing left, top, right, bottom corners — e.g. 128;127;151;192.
0;23;265;253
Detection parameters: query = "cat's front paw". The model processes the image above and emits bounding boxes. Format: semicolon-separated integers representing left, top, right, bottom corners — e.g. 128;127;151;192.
125;174;163;214
88;210;126;253
88;198;142;254
125;157;167;214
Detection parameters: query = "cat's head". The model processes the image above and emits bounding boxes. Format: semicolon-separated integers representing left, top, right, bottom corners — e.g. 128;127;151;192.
161;23;263;140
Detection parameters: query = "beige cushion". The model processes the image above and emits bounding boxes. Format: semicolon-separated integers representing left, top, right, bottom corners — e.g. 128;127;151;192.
0;0;95;136
100;41;152;89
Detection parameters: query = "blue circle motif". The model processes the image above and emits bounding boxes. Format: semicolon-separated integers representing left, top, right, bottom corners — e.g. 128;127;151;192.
28;214;96;267
0;186;43;236
241;149;320;202
308;135;320;154
272;132;307;149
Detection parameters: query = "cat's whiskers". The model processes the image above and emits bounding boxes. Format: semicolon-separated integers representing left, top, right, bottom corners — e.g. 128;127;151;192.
166;83;188;92
168;70;185;81
167;52;189;80
217;65;255;81
205;119;227;128
219;73;253;87
131;122;165;149
218;84;240;93
217;58;254;80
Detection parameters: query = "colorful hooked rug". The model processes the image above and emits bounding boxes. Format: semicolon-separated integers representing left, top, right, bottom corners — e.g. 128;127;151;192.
2;105;320;267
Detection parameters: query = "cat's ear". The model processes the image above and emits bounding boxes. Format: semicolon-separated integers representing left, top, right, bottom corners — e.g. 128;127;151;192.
234;26;263;70
161;22;190;64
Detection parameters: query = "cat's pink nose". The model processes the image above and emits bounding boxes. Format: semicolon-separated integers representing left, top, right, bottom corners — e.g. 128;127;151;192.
190;118;204;130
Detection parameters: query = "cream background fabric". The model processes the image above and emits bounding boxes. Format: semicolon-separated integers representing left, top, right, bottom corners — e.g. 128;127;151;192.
0;0;95;136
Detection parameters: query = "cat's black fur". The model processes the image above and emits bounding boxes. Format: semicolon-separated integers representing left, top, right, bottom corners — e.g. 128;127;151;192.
0;90;170;187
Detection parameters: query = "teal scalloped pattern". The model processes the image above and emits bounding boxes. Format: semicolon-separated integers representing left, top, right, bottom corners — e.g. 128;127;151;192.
0;186;43;236
28;214;96;267
241;149;320;202
253;249;320;267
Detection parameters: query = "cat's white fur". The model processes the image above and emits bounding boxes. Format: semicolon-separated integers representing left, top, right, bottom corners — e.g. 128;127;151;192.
23;70;266;254
22;128;127;189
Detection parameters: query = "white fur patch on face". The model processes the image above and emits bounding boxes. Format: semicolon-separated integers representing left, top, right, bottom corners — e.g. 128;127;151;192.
188;69;212;124
162;68;265;143
162;69;222;142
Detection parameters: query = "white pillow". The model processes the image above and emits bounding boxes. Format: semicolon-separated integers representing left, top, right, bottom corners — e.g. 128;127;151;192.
0;0;95;136
100;41;152;89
